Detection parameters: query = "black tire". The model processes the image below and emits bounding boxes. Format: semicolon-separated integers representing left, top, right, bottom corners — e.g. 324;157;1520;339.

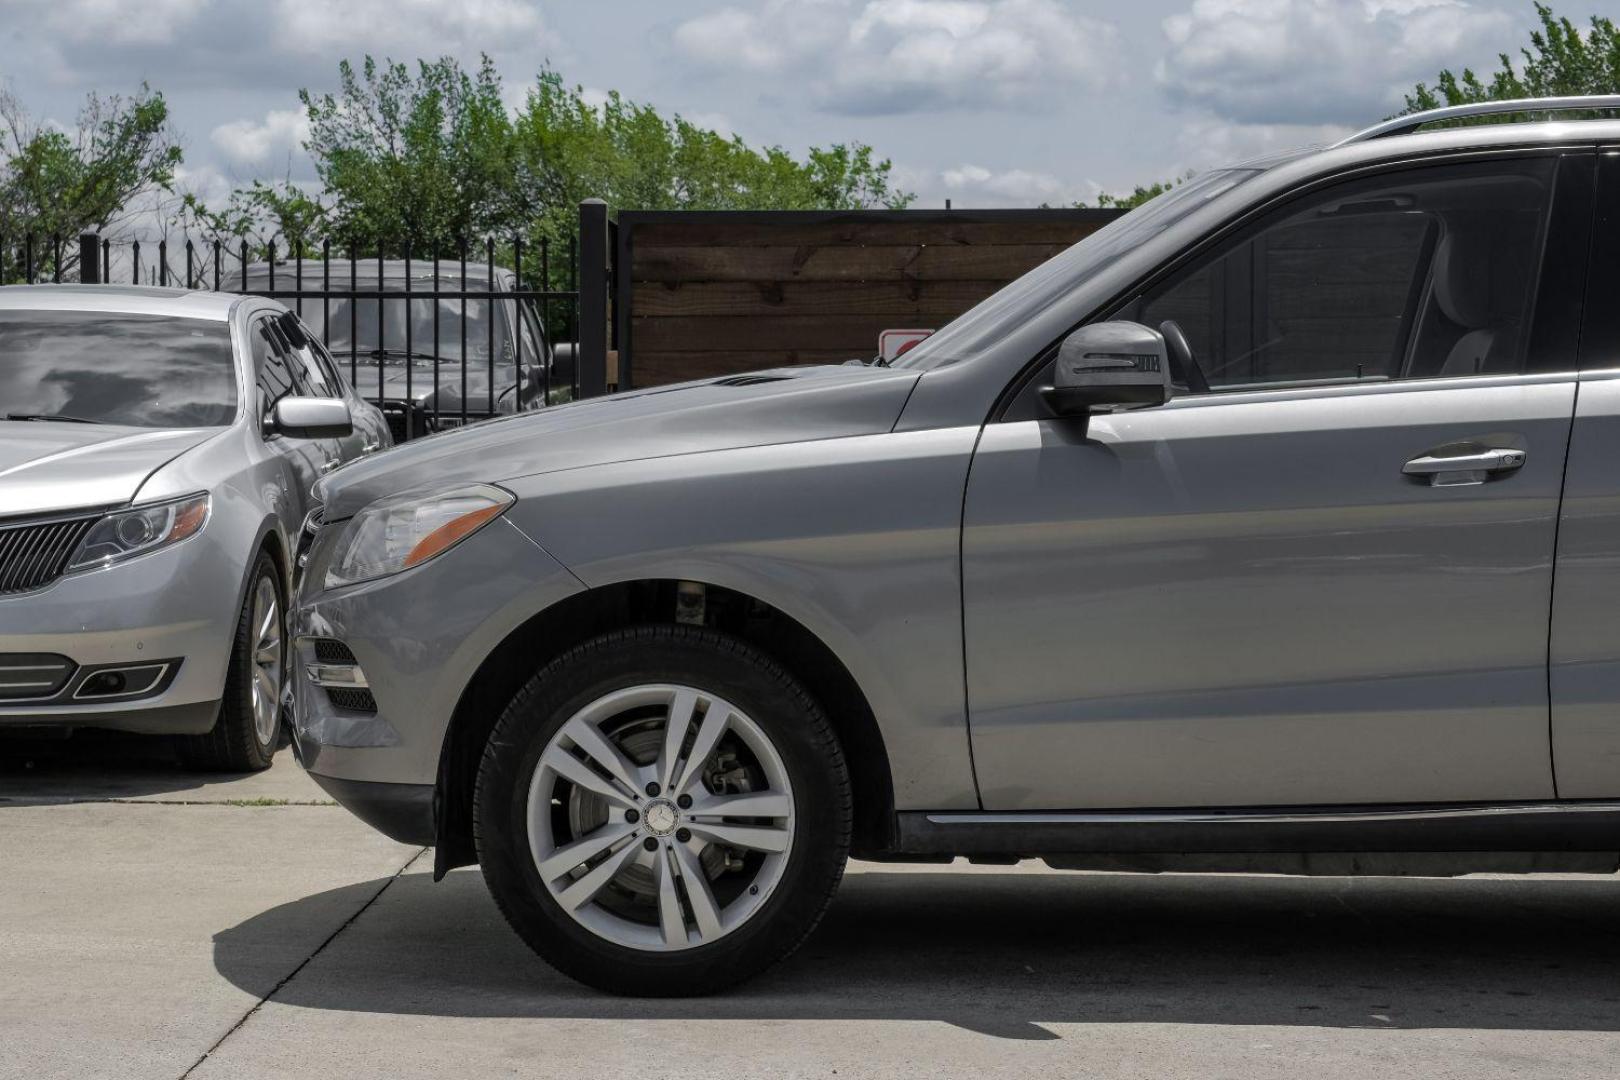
178;550;284;773
474;625;852;996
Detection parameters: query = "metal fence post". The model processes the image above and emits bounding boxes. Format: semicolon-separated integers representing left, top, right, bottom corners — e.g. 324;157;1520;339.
578;198;610;398
78;234;100;284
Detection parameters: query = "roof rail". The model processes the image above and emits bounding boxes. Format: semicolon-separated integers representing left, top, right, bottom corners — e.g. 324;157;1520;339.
1335;95;1620;146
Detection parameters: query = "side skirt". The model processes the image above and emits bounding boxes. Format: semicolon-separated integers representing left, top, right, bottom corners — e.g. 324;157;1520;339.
894;803;1620;875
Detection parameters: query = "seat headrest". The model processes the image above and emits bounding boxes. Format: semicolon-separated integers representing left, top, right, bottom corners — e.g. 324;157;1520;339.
1432;230;1494;329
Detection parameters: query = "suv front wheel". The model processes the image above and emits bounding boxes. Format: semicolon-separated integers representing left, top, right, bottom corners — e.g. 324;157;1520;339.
474;625;852;996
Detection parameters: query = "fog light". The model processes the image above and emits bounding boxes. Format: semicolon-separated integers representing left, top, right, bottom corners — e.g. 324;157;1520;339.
81;671;127;696
72;662;171;700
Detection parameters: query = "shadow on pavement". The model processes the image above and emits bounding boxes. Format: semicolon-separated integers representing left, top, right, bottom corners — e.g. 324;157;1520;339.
0;727;292;804
213;864;1620;1039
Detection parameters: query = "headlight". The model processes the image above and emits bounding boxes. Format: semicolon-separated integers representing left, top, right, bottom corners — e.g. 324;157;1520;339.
324;484;513;589
67;493;211;572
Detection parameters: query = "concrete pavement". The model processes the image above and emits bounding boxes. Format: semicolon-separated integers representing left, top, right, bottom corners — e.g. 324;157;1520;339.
3;742;1619;1079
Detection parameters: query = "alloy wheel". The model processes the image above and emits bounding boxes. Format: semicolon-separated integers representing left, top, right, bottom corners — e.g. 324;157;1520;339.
525;684;796;952
249;576;283;746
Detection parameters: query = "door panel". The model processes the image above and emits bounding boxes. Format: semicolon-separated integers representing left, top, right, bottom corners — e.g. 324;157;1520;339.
964;377;1574;810
1550;149;1620;798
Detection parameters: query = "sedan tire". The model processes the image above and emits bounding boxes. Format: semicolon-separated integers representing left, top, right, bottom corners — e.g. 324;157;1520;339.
178;550;284;772
474;625;852;996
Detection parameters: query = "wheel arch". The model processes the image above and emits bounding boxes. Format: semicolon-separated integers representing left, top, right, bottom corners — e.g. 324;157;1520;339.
433;578;897;877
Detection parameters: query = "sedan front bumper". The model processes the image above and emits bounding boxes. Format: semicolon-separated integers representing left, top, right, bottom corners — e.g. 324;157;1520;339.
0;538;241;733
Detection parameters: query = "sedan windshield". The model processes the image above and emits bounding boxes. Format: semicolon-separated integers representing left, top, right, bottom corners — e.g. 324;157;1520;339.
0;310;238;427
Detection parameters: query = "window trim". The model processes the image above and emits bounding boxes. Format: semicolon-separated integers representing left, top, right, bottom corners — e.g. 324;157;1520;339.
1575;148;1620;372
251;311;313;432
993;146;1596;423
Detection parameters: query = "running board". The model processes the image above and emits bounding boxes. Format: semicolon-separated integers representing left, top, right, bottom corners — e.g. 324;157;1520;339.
895;802;1620;857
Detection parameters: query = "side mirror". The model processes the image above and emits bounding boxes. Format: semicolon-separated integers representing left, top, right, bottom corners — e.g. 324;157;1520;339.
1042;321;1172;420
269;396;352;439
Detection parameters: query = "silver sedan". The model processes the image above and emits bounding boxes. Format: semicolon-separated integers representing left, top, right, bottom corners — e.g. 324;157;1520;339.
0;285;389;770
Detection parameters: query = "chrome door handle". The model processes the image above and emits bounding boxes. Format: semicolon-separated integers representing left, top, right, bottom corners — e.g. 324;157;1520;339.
1403;447;1526;486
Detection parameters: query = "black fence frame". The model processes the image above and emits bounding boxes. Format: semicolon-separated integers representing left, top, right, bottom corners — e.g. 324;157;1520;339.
4;202;615;442
232;237;581;440
8;202;1126;410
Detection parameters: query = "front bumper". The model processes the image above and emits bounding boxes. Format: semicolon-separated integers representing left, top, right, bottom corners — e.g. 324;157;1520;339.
300;763;436;845
291;514;582;792
0;539;238;733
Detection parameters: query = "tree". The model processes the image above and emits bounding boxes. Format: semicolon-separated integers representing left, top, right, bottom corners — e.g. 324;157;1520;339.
1404;3;1619;114
505;68;912;282
203;57;914;276
294;55;517;253
0;86;182;282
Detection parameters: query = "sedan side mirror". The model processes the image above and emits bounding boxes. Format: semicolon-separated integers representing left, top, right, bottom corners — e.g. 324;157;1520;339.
269;396;353;439
1042;321;1173;421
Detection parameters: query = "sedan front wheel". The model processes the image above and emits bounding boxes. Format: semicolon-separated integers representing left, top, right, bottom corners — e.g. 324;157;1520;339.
178;550;284;772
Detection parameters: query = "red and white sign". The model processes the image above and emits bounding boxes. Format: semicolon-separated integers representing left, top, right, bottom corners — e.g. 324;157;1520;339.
878;328;933;363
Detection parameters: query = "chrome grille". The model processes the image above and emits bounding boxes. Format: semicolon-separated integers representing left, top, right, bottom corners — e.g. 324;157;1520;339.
0;653;76;700
0;514;98;594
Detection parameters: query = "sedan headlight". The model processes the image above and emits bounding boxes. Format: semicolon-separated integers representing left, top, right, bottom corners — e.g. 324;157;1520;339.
324;484;513;589
67;493;211;572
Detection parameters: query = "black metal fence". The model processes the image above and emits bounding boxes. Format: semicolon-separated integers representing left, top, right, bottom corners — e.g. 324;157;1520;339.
3;201;615;442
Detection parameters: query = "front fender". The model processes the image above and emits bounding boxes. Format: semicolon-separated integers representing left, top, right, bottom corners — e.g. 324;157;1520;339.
506;427;983;810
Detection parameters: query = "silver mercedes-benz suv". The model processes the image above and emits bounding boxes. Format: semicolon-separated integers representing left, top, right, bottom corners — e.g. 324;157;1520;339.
294;98;1620;994
0;285;388;770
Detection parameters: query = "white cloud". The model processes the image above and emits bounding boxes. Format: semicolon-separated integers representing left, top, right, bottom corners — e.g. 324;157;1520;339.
941;163;1075;205
1157;0;1516;125
1175;118;1353;169
673;1;845;71
271;0;545;55
673;0;1120;115
35;0;208;45
210;108;310;168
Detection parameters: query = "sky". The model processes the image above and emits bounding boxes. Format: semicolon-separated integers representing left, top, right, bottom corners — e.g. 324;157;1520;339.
3;0;1614;223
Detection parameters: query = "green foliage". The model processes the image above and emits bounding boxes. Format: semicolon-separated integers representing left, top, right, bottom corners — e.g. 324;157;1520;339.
1404;3;1619;115
183;180;329;257
300;56;517;251
196;57;913;278
506;68;912;281
0;86;182;282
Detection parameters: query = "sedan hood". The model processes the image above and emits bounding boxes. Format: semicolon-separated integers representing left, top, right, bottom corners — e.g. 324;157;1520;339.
0;423;221;517
318;364;920;519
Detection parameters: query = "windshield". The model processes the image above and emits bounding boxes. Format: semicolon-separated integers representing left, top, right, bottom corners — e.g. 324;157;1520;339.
322;296;507;362
891;167;1267;370
0;310;237;427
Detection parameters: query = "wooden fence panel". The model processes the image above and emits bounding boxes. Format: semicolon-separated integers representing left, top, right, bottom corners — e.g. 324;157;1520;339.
617;209;1123;386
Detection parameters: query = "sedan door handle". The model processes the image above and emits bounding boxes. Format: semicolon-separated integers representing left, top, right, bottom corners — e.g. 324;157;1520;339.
1403;447;1526;486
